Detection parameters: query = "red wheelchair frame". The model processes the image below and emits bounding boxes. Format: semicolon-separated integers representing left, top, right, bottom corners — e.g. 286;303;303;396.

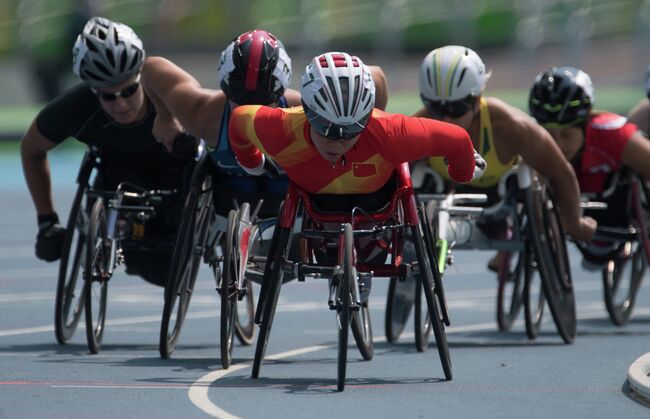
251;163;452;391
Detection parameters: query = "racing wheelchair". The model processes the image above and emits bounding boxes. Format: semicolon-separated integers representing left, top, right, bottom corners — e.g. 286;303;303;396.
159;143;258;368
251;163;452;392
53;145;180;353
386;161;576;345
577;168;649;326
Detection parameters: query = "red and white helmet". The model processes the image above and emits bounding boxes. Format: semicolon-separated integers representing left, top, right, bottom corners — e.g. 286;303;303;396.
218;29;291;105
301;52;375;137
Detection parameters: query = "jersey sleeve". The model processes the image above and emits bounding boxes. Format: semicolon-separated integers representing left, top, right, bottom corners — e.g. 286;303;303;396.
35;84;98;144
371;111;475;183
589;113;638;164
228;105;266;170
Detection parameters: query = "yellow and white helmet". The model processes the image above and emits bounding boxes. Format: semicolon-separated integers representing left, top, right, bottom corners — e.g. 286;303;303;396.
419;45;488;102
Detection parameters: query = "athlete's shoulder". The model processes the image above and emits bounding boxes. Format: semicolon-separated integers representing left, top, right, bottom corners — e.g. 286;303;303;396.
589;112;628;130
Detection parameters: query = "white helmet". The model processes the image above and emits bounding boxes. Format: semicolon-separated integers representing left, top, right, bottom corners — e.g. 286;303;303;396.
301;52;375;139
419;45;487;102
72;17;145;88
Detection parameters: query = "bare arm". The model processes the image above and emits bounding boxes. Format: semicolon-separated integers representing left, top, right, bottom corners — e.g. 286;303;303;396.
141;56;226;146
628;99;650;136
493;99;596;241
621;130;650;180
368;65;388;111
284;88;302;107
20;121;59;216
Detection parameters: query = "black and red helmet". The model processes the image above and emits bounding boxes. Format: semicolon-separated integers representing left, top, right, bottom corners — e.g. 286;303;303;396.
218;29;292;105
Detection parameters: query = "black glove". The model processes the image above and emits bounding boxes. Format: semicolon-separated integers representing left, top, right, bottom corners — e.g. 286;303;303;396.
35;213;66;262
171;132;199;160
263;156;284;179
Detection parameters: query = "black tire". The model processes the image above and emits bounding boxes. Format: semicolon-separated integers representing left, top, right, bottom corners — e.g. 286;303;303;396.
602;242;645;326
412;223;452;381
220;210;239;369
348;225;372;361
255;203;284;326
159;171;212;358
54;174;90;344
496;203;526;332
385;276;414;343
414;277;432;352
337;223;353;392
602;179;649;326
234;278;255;345
496;250;525;332
526;180;575;344
523;244;545;339
84;200;109;354
252;226;291;379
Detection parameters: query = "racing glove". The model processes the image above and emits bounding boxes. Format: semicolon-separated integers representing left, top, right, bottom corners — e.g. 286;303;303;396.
35;213;66;262
471;150;487;181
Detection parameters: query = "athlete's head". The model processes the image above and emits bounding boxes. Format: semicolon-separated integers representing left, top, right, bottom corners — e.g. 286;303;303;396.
419;45;489;121
529;66;594;128
72;17;146;124
72;17;145;89
218;29;291;106
300;52;375;141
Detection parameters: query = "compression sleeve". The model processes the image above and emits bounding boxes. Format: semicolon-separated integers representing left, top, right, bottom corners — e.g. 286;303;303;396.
228;105;266;170
371;111;475;183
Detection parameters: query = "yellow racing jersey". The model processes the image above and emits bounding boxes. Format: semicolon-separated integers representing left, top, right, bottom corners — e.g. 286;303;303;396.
428;98;517;188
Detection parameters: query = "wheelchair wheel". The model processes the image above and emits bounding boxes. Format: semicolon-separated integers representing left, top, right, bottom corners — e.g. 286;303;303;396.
385;275;415;343
159;171;212;358
234;278;255;345
55;176;91;344
496;203;526;332
414;277;432;352
526;180;575;344
252;225;291;379
84;200;109;354
411;222;452;380
220;209;239;369
336;223;354;391
602;241;645;326
255;203;284;326
351;300;373;360
523;243;545;339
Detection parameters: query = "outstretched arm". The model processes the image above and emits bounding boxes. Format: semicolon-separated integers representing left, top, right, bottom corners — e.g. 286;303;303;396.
621;130;650;180
498;102;596;241
21;121;58;216
380;113;476;183
628;99;650;136
141;56;226;146
368;65;388;111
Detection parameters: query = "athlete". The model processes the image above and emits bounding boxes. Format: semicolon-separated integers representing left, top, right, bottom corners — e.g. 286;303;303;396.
529;65;650;267
414;46;595;272
627;65;650;136
20;17;194;286
141;30;390;218
228;52;484;203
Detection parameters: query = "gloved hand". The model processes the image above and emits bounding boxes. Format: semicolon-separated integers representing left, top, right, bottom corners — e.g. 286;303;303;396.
171;132;200;160
35;213;66;262
471;150;487;181
262;156;285;178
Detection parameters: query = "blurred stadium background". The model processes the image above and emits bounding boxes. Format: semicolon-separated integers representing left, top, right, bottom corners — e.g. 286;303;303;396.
0;0;649;138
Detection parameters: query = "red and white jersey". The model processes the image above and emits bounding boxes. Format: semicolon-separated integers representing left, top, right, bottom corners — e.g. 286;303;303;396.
576;113;638;194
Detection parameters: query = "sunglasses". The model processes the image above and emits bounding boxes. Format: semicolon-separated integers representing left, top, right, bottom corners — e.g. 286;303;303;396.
422;95;476;118
305;109;369;141
92;75;141;102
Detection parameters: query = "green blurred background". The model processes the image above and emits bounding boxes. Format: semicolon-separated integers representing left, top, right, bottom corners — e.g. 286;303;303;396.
1;0;649;139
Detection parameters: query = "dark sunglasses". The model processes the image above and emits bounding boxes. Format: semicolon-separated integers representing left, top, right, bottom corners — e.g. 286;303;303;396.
422;95;476;118
305;109;369;141
92;75;141;102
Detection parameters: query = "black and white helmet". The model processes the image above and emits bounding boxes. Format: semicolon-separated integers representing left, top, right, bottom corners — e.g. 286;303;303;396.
301;52;375;133
72;17;145;88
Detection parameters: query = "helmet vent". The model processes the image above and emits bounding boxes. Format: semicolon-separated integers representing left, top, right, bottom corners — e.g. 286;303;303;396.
119;49;128;72
93;60;111;76
105;49;115;67
326;76;342;116
457;68;466;87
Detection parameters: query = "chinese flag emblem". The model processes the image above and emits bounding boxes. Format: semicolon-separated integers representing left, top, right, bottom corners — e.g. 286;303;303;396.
352;163;377;177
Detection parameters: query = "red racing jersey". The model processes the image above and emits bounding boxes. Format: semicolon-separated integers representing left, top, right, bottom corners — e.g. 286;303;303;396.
577;113;638;194
228;106;475;194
